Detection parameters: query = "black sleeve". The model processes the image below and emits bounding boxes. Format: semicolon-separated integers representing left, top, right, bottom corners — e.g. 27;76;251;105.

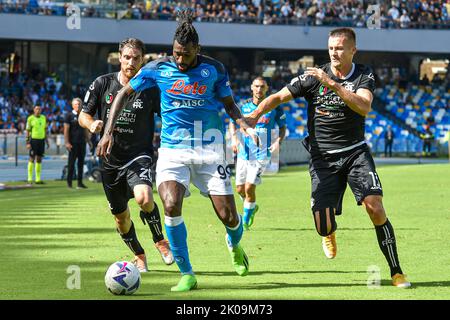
82;77;104;116
357;67;376;94
63;113;71;124
286;73;315;98
150;87;161;117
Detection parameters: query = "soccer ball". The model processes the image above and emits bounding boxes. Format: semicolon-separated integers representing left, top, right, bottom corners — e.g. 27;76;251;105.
104;261;141;295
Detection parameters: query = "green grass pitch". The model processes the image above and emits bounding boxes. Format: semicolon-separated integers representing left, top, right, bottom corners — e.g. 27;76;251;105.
0;163;449;300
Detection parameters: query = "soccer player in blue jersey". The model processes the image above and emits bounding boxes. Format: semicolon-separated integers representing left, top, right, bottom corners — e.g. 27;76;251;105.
229;77;286;230
96;10;258;292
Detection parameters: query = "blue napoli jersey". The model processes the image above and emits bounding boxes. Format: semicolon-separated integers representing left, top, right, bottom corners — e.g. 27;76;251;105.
234;100;286;160
129;55;232;148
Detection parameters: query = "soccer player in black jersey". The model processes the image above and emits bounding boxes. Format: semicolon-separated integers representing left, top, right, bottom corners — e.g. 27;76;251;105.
247;28;411;288
78;38;174;271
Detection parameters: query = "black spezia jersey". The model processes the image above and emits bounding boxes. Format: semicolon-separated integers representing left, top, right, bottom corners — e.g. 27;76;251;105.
286;63;375;155
82;72;160;169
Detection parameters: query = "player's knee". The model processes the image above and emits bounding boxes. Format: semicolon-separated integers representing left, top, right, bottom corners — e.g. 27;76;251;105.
163;199;182;217
236;185;245;198
313;208;337;237
135;194;153;211
244;184;255;195
221;210;239;228
114;210;131;225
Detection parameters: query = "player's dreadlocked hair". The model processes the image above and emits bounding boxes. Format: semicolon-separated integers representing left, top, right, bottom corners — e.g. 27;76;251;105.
174;10;199;46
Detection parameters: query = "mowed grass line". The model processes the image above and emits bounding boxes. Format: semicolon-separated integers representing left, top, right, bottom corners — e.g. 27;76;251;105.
0;164;449;300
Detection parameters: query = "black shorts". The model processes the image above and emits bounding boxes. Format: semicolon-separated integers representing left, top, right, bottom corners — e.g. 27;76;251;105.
101;156;154;215
309;145;383;213
30;139;45;157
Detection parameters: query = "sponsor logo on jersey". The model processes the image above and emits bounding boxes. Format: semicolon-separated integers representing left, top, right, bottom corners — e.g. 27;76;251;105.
161;70;173;78
201;68;210;77
116;127;134;134
105;93;114;104
132;99;143;109
367;73;375;81
319;85;328;95
166;80;207;95
173;99;206;107
314;93;346;108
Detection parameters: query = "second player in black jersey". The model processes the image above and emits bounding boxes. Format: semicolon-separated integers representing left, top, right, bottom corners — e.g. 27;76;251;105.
246;27;411;288
82;71;160;170
79;38;174;271
287;62;375;155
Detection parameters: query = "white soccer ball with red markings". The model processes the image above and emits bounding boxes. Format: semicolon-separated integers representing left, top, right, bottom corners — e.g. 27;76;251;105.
104;261;141;295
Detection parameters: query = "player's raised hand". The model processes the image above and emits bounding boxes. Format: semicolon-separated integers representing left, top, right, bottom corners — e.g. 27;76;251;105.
96;134;114;159
231;137;239;154
269;140;280;153
89;120;104;134
304;67;334;88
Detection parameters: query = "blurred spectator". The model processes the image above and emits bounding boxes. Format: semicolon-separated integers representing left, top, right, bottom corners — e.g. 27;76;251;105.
400;10;412;28
384;125;395;157
0;0;448;28
421;126;434;156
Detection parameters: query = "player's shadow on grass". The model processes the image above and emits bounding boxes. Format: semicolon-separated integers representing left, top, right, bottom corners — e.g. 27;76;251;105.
194;270;366;277
381;280;450;288
258;227;420;232
197;282;372;291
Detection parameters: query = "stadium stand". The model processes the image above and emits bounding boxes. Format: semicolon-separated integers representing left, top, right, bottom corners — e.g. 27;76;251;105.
0;0;449;29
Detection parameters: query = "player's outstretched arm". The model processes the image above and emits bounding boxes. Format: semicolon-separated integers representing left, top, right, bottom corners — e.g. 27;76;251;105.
79;112;103;134
248;87;293;127
96;84;134;158
222;95;260;147
229;121;239;154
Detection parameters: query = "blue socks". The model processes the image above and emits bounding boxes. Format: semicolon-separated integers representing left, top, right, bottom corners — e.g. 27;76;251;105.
243;201;256;225
225;214;244;247
165;216;193;275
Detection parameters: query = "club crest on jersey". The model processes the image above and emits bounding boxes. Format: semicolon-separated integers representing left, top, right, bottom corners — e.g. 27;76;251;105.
201;68;210;78
106;93;114;104
342;81;355;92
166;80;207;95
133;99;143;109
161;70;173;78
319;85;328;95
